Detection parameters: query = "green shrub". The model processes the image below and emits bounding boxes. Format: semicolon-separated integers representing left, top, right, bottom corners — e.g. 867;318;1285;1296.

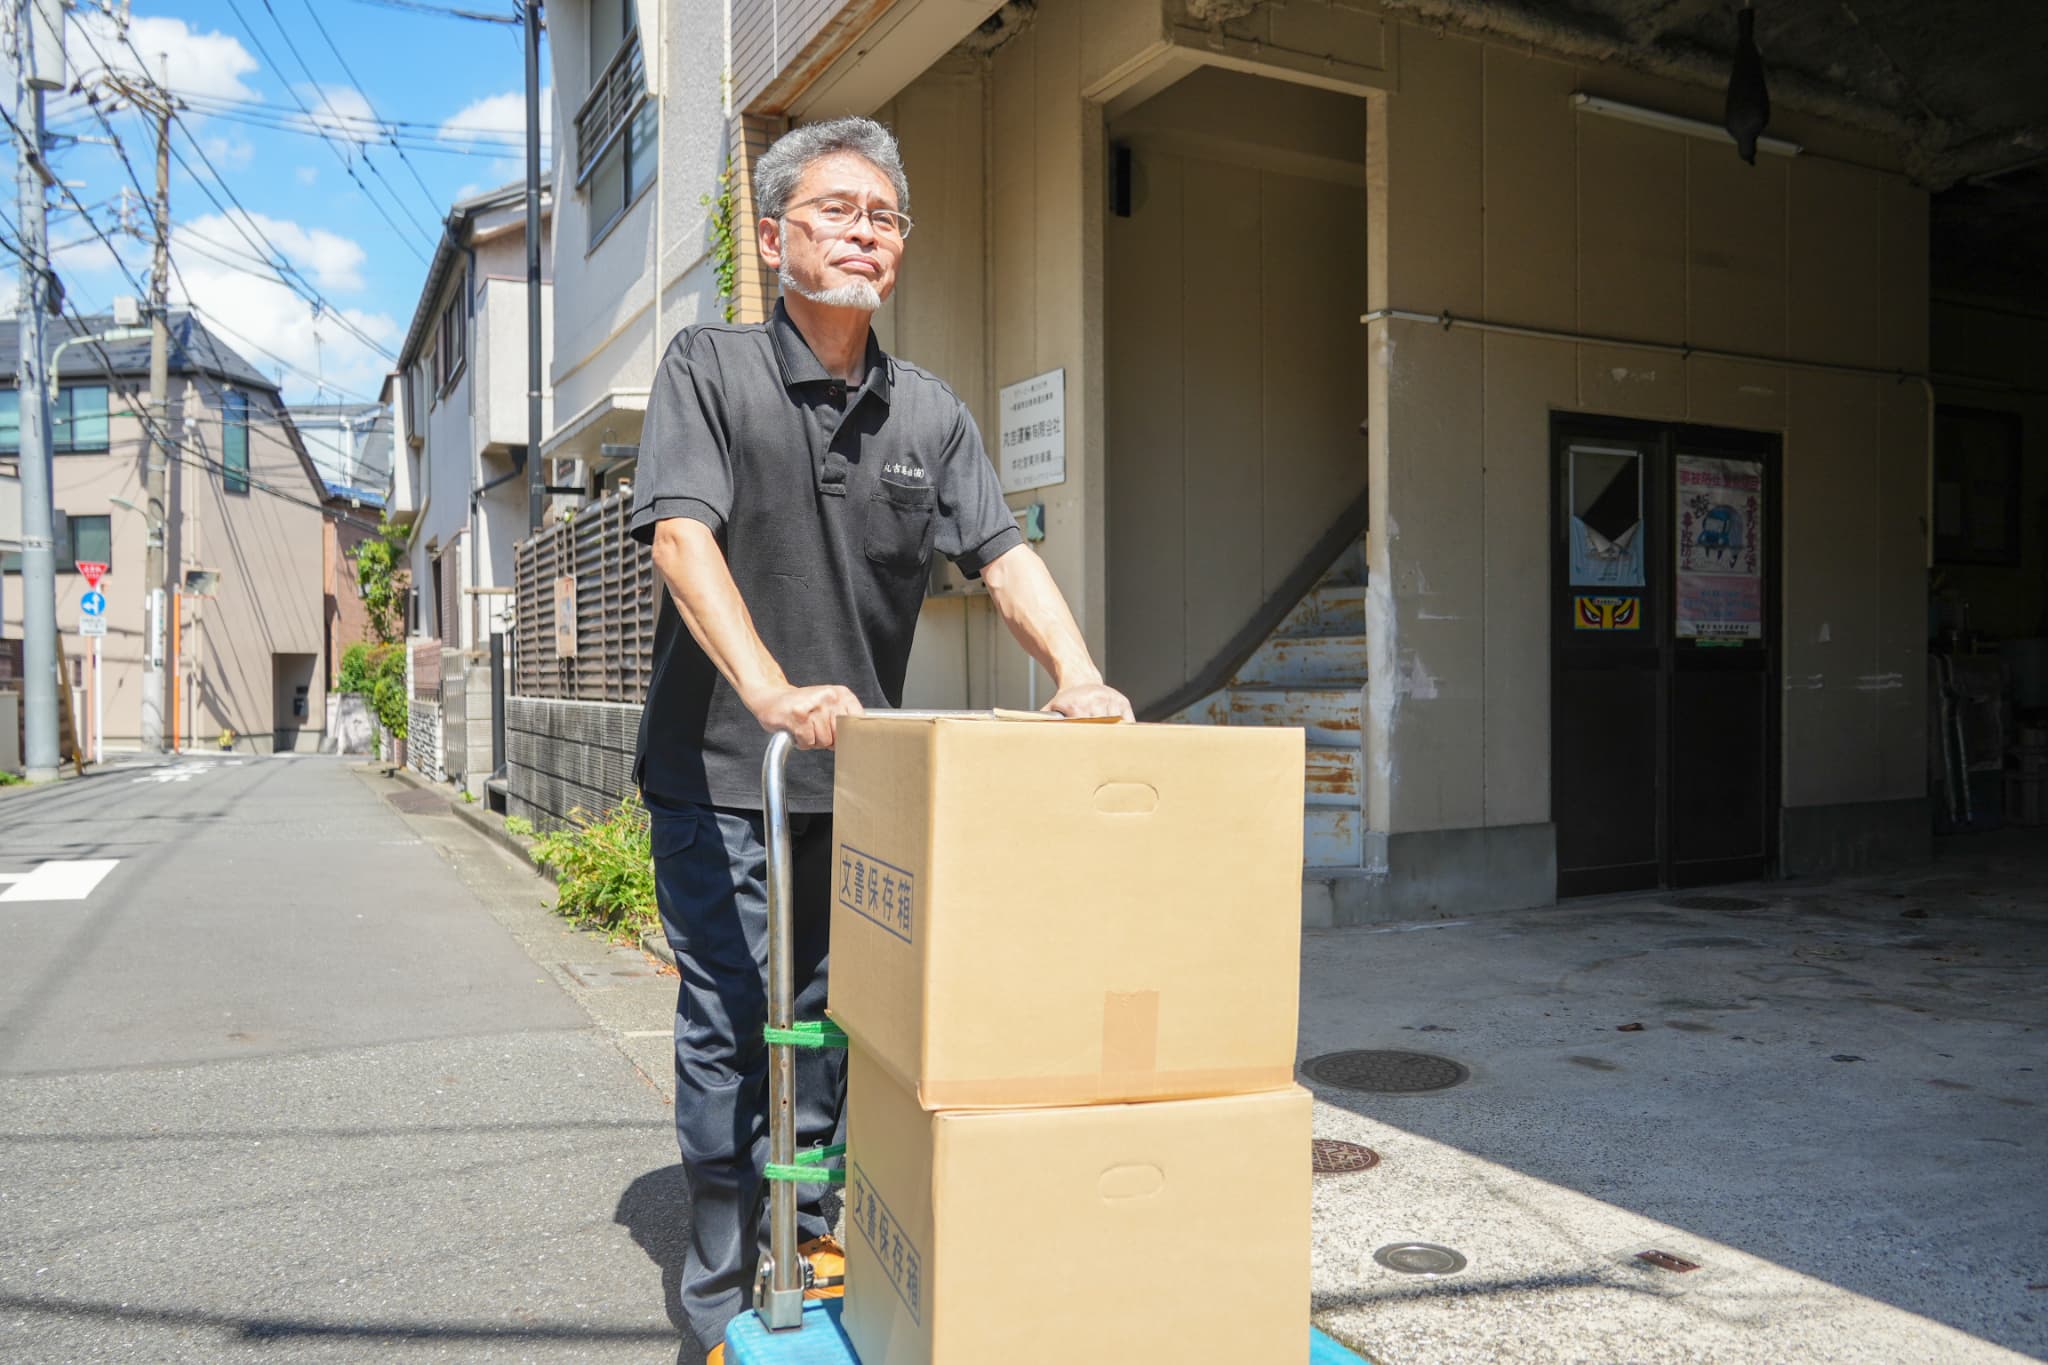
338;641;408;741
504;815;535;838
531;795;657;941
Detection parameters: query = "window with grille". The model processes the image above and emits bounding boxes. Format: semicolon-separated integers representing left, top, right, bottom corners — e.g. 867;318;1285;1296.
577;0;655;246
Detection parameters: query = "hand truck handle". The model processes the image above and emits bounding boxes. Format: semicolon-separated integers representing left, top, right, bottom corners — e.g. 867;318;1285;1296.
756;730;805;1330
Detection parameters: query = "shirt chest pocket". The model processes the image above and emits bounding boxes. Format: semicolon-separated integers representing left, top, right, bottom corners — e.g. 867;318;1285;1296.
864;481;936;571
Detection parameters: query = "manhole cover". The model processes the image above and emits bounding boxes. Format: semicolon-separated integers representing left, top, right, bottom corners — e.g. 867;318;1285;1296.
1302;1050;1469;1094
386;790;451;815
1662;895;1768;911
1374;1242;1467;1276
1312;1139;1380;1175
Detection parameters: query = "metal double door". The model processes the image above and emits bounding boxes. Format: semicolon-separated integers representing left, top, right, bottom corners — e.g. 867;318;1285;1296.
1551;416;1781;898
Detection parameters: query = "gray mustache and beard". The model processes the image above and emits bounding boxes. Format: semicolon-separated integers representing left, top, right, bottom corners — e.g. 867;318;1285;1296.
779;261;882;312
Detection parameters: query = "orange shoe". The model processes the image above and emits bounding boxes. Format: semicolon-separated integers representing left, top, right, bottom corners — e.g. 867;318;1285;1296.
800;1234;846;1299
706;1347;725;1365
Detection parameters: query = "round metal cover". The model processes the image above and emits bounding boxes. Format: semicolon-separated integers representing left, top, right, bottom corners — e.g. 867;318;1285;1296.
1303;1050;1469;1094
1374;1242;1467;1276
1312;1139;1380;1175
1661;895;1768;911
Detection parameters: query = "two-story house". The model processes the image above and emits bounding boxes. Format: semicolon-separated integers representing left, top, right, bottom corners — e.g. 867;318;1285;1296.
0;311;328;754
386;181;554;789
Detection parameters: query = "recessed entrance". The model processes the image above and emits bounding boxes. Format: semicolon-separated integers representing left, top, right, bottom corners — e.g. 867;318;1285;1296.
1551;416;1782;897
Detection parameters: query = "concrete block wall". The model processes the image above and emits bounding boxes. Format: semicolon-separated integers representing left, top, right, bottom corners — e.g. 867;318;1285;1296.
408;700;443;784
504;696;640;832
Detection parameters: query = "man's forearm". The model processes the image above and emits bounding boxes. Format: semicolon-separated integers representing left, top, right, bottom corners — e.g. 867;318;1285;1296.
651;517;788;710
980;544;1102;689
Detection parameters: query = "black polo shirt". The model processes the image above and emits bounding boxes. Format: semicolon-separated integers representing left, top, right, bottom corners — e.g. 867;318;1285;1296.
629;300;1024;813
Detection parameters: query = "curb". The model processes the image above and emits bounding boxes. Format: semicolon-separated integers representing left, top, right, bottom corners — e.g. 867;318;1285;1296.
388;762;678;969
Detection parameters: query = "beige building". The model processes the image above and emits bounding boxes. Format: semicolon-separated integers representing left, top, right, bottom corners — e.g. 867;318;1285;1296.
535;0;2043;921
1;312;328;754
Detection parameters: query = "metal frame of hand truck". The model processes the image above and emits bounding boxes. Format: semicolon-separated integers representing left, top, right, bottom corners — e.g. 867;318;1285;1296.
725;726;1366;1363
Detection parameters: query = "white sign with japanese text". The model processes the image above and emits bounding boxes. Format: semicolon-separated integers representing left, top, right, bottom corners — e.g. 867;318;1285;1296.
998;369;1066;493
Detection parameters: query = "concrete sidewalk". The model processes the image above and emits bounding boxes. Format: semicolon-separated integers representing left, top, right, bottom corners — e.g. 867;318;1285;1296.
429;785;2047;1364
1300;833;2046;1365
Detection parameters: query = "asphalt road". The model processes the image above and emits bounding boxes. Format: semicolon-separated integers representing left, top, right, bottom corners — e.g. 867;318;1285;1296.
0;754;696;1363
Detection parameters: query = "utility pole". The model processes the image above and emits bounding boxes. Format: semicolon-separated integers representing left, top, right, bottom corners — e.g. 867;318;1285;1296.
524;0;543;531
14;0;65;781
140;83;171;750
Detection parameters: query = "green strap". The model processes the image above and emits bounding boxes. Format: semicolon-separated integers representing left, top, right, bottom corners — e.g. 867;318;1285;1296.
763;1019;849;1049
764;1143;848;1185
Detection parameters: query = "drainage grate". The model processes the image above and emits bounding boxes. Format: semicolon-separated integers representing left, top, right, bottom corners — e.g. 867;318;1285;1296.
1662;895;1768;911
1312;1139;1380;1175
1303;1050;1470;1094
386;790;452;815
1374;1243;1467;1276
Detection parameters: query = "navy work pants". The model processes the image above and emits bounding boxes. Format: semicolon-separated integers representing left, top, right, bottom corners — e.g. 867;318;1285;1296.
645;794;847;1352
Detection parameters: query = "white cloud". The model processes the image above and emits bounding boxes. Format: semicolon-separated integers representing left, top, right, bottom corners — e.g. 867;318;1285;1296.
70;13;261;103
290;83;381;148
177;211;369;293
164;217;398;403
439;88;549;153
201;134;254;170
295;166;319;186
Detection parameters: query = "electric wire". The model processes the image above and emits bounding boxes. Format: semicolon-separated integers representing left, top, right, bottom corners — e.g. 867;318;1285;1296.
343;0;522;25
217;0;435;263
252;0;443;232
70;18;398;362
293;0;451;213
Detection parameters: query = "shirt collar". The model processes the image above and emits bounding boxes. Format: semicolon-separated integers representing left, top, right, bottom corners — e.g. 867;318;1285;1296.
769;298;893;405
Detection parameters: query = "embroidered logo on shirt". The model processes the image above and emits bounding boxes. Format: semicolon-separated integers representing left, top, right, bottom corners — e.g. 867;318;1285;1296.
883;461;928;482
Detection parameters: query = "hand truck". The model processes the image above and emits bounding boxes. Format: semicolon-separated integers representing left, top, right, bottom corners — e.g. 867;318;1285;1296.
721;727;1366;1364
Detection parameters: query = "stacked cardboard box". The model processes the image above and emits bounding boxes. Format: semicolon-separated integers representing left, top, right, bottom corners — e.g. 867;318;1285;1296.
828;714;1311;1365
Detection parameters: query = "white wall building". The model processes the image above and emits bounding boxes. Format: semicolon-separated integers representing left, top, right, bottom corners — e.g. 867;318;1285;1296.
387;183;555;652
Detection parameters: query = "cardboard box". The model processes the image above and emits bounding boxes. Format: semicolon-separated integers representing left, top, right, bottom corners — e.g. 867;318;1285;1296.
843;1047;1312;1365
829;713;1305;1109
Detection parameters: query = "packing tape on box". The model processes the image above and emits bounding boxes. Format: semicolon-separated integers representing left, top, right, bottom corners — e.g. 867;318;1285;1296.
916;1066;1297;1109
1102;989;1159;1074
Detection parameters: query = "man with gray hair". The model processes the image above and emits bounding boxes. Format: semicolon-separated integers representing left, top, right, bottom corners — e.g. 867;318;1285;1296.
628;115;1131;1361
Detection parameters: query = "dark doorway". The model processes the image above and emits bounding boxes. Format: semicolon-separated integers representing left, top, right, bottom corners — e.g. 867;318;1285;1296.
1551;416;1781;897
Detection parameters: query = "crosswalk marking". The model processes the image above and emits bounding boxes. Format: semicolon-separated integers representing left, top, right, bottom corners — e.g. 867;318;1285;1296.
0;859;120;903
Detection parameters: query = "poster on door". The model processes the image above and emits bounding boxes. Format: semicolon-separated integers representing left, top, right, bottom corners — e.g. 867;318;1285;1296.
1675;455;1764;639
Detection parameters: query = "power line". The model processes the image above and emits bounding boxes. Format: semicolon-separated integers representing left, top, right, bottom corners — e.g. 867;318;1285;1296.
217;0;435;263
169;90;531;148
294;0;450;214
251;0;443;231
343;0;522;24
67;18;399;362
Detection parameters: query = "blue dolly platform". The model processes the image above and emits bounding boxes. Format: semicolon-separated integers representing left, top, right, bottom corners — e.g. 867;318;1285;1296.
731;733;1363;1365
725;1300;1367;1363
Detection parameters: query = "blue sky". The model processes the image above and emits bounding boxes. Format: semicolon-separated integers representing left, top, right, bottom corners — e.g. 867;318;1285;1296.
3;0;550;404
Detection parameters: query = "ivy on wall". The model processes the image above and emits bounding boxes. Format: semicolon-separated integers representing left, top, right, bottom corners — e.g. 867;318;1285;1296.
703;153;738;323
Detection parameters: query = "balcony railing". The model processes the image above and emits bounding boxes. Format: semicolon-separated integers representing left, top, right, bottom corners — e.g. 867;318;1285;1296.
574;31;647;186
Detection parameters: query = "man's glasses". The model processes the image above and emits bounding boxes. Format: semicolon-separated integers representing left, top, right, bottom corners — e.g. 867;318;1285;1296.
785;196;914;240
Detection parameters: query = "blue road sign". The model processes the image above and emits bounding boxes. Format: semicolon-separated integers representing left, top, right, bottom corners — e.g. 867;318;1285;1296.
80;590;106;616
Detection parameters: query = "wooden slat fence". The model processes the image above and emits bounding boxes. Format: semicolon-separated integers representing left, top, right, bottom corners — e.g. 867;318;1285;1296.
512;491;659;703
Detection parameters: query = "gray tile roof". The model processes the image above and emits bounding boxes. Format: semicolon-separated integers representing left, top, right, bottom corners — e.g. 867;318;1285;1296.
0;310;277;392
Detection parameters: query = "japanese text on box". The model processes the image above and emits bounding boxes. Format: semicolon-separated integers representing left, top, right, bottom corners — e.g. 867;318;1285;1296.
839;845;916;944
850;1162;923;1323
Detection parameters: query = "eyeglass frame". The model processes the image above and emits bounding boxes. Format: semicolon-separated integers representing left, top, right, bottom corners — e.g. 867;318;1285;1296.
781;195;915;240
